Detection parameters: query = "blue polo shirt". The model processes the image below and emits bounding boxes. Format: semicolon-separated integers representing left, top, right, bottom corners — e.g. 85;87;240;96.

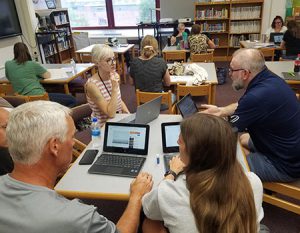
231;67;300;178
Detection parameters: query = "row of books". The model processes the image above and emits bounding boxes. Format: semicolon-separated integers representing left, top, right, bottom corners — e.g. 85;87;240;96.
53;13;68;25
196;8;228;19
230;21;260;33
231;6;261;19
200;22;227;32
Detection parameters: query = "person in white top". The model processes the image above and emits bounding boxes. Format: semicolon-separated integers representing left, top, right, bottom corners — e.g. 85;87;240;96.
142;114;264;233
265;16;287;42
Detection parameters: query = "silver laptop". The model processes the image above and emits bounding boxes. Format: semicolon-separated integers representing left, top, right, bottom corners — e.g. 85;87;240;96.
118;96;162;124
161;122;181;171
88;122;150;178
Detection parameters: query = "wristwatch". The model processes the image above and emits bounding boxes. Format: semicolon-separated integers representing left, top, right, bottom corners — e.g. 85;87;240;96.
164;170;183;181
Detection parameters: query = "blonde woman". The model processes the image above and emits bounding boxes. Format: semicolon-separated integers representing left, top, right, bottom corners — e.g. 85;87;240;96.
142;114;264;233
85;45;129;126
129;35;170;92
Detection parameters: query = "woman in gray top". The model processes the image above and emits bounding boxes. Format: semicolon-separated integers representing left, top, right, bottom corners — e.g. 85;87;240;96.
129;35;171;92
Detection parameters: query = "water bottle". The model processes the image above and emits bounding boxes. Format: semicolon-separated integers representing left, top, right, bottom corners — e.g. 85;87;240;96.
91;117;101;148
70;58;76;74
294;54;300;73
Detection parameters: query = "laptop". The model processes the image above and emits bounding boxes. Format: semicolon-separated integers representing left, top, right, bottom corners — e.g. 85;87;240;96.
269;32;284;45
161;122;180;171
176;94;198;118
118;96;162;124
88;122;150;178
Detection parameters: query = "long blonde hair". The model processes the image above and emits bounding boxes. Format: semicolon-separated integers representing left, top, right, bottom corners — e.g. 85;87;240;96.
181;114;257;233
140;35;158;58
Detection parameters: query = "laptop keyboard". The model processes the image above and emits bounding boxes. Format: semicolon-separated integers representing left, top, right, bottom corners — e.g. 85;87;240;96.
96;153;144;169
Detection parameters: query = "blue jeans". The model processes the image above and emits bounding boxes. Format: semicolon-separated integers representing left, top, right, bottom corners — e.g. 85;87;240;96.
246;138;295;182
48;93;77;108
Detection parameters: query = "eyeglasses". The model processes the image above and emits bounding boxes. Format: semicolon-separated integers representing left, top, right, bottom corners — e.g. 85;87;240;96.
0;124;7;129
228;68;246;74
275;21;282;24
105;57;116;65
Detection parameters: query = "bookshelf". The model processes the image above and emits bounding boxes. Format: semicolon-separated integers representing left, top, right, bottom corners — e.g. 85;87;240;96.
35;8;74;64
194;0;264;61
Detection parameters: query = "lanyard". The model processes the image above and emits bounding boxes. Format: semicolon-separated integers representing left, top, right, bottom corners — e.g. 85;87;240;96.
98;70;111;97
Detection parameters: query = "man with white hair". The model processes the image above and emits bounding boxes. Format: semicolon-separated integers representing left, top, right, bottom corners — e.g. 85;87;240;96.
0;101;153;233
202;48;300;182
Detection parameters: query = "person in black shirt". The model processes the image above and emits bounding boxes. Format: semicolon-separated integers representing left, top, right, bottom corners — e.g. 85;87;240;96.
281;20;300;60
0;108;13;175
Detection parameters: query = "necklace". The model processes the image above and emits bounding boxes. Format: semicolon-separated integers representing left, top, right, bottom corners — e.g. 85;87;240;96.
98;70;111;97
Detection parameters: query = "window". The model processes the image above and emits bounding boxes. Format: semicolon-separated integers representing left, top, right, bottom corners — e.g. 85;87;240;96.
61;0;158;29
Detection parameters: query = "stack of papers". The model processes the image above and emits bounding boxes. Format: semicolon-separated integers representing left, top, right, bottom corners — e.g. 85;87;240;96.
48;69;69;80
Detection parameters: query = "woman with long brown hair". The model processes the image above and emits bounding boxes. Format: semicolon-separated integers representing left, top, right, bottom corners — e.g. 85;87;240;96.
281;20;300;60
142;114;264;233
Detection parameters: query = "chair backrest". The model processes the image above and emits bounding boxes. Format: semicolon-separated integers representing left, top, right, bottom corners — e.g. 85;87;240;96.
164;51;186;62
176;83;212;104
0;83;14;96
190;51;214;62
136;89;173;114
263;180;300;215
71;103;92;125
260;48;275;61
73;138;87;158
26;92;49;102
2;95;27;107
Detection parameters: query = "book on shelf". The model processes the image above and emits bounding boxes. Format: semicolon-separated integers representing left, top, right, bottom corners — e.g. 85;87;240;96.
200;22;226;32
230;21;260;33
196;8;228;19
231;6;261;20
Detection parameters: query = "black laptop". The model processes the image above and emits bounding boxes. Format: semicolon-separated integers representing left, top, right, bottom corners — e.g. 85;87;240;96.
269;32;284;45
176;94;198;118
161;122;180;171
88;122;150;178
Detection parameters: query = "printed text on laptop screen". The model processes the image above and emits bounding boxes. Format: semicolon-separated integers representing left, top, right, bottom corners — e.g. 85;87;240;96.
107;125;147;150
165;125;180;147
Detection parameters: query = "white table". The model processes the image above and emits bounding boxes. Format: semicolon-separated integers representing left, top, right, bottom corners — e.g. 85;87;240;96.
55;114;248;200
169;62;218;104
240;41;281;49
0;63;96;94
75;44;135;83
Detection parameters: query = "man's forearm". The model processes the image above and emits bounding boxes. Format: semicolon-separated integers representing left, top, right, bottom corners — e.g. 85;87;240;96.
116;195;142;233
219;103;238;117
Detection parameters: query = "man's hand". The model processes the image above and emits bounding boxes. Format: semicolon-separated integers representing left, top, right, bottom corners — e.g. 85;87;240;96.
200;104;222;117
169;155;185;174
130;172;153;199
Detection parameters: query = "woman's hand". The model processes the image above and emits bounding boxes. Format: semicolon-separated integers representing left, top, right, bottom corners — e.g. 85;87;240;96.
110;72;120;89
169;155;185;174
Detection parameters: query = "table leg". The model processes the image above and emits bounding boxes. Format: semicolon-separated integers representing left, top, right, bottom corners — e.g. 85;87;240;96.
211;84;216;105
131;47;135;57
64;84;70;95
121;54;126;84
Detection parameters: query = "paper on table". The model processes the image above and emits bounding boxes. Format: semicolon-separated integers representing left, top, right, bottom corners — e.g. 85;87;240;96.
48;69;69;80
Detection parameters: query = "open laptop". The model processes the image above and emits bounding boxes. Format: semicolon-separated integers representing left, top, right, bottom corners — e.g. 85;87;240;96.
118;96;162;124
269;32;284;45
88;122;150;177
176;94;198;118
161;122;180;171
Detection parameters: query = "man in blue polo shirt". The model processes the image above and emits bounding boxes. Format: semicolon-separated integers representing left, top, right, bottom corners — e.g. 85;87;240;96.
202;48;300;182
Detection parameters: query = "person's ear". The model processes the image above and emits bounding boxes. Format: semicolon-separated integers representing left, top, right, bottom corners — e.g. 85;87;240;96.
48;137;60;158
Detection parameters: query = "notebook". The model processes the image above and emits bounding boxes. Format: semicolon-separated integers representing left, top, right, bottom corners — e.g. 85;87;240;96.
269;32;284;45
88;122;150;177
176;94;198;118
282;72;300;81
118;96;162;124
161;122;180;171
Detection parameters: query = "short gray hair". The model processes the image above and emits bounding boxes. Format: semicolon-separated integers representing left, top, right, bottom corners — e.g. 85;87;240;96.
92;44;114;63
6;101;71;165
232;48;265;74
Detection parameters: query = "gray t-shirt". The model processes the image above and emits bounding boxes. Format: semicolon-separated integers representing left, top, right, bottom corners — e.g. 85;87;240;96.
129;57;168;92
0;175;118;233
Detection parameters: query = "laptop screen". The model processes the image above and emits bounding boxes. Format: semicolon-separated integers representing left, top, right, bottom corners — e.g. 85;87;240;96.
161;122;180;153
103;122;150;155
176;94;198;118
269;32;284;44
